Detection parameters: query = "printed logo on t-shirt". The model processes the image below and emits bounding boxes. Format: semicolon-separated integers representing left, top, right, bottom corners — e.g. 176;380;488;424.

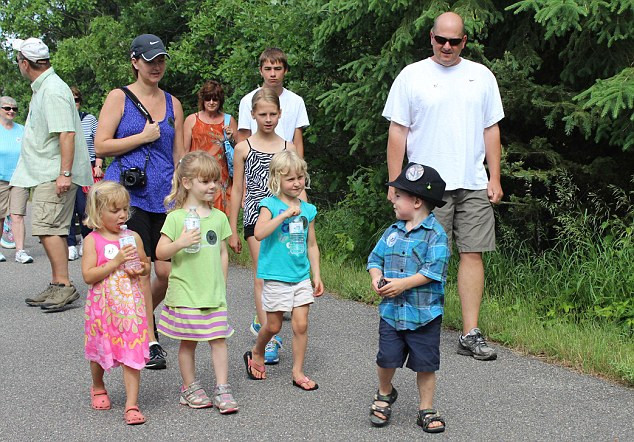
15;137;21;143
104;243;119;260
206;229;218;246
386;232;398;247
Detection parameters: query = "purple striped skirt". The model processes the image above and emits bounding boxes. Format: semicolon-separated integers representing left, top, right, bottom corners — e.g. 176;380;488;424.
157;306;235;341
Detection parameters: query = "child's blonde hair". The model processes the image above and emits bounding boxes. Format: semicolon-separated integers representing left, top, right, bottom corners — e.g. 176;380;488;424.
268;151;310;196
84;181;131;230
251;87;280;111
164;151;221;211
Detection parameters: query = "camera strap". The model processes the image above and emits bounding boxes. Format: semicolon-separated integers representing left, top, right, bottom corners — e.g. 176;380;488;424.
119;86;153;174
119;87;154;124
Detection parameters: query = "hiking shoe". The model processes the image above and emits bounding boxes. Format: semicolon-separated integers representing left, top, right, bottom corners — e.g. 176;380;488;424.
41;284;80;312
1;218;14;249
457;328;498;361
26;283;64;306
68;246;79;261
213;384;239;414
264;336;283;365
15;250;33;264
146;343;167;370
0;251;5;262
250;315;261;336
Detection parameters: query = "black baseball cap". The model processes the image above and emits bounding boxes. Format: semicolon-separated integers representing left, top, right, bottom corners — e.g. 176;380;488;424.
130;34;169;61
388;162;447;207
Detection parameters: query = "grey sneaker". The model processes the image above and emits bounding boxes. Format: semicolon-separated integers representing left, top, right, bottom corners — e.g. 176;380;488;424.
40;284;80;312
15;250;33;264
0;251;5;262
213;384;239;414
457;328;498;361
25;283;64;306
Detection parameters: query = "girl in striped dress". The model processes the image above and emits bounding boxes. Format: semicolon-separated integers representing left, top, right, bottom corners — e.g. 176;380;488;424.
228;88;301;364
155;151;238;414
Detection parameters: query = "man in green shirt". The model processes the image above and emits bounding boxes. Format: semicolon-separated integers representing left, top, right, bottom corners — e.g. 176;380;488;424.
11;37;92;312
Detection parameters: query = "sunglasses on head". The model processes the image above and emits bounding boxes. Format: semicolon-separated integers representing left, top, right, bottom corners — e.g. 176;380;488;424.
433;34;464;46
1;106;18;112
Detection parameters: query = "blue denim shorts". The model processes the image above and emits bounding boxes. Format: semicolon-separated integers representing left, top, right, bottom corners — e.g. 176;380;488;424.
376;315;442;372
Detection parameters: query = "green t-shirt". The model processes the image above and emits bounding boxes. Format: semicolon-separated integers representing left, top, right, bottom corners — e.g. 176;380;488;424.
161;208;231;308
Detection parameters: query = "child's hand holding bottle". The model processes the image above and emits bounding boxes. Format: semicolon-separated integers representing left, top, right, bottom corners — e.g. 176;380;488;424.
177;225;201;250
282;205;301;219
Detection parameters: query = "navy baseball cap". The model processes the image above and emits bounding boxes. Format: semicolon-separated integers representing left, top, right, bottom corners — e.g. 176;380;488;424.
130;34;169;61
388;162;447;207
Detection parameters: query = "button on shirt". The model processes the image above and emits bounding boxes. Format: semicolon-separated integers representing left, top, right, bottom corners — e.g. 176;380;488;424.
367;214;450;331
10;68;92;188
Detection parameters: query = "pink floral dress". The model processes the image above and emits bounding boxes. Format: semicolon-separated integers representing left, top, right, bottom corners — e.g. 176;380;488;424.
84;231;149;371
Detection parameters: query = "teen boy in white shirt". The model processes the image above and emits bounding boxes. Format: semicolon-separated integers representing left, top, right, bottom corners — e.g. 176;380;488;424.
237;48;309;158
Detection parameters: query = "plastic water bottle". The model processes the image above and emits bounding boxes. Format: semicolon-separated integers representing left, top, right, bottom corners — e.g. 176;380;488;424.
288;216;305;256
118;225;142;271
184;206;201;253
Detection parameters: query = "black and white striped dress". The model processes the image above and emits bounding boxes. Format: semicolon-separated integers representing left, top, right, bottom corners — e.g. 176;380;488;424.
242;139;287;228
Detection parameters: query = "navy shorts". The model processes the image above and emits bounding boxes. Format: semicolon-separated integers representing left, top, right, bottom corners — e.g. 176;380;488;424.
376;316;442;372
127;207;167;262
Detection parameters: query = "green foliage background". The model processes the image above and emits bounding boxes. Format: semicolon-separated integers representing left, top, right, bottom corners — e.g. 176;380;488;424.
1;0;632;332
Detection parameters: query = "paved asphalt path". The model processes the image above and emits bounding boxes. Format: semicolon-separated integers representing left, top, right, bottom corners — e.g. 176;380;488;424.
0;232;632;441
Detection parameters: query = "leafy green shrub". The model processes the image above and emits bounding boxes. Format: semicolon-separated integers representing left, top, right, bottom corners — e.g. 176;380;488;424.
317;166;393;264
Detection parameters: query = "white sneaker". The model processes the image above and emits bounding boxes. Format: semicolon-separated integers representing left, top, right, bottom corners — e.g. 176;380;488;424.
0;251;5;262
68;246;79;261
15;249;34;264
79;242;83;256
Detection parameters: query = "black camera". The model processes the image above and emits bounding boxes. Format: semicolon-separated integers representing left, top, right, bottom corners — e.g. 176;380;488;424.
120;167;147;188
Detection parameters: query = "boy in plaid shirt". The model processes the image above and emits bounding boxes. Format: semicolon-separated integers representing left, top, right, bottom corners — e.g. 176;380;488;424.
367;162;449;433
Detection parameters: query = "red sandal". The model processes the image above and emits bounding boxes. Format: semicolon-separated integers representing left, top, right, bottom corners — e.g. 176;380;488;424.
90;387;111;410
124;406;146;425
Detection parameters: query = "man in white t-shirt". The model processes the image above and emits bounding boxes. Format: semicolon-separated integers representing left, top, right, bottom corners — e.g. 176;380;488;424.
237;48;309;157
383;12;504;361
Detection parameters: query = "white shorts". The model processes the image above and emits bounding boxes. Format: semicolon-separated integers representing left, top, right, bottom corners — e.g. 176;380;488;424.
262;279;314;312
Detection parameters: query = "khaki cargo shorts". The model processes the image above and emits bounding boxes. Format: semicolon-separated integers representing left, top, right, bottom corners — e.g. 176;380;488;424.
433;189;495;253
31;181;77;236
0;181;29;218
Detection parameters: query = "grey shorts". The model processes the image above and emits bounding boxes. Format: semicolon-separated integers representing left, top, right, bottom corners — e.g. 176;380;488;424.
433;189;495;253
261;279;314;312
0;182;29;218
31;181;77;236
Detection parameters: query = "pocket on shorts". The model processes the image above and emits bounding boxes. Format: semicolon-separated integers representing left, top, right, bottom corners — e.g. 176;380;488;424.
33;197;66;227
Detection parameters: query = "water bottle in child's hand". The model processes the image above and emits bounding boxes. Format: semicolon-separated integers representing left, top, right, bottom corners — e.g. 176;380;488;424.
289;216;305;256
184;206;201;253
118;225;143;271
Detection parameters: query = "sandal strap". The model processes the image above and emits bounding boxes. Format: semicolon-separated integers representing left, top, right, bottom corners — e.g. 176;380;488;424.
373;386;397;404
370;403;392;417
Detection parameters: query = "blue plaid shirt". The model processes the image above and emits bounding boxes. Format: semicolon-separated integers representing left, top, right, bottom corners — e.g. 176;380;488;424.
367;214;450;331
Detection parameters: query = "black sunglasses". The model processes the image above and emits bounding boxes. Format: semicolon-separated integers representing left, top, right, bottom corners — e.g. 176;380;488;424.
202;94;219;102
1;106;18;112
433;34;464;46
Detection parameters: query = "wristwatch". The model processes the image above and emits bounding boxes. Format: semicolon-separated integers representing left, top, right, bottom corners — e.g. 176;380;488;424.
61;171;72;177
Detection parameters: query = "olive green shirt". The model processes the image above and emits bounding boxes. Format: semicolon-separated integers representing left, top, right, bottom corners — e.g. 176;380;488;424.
10;68;92;188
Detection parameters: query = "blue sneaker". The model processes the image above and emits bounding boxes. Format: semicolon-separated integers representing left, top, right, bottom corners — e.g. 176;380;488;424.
250;316;261;336
264;336;283;365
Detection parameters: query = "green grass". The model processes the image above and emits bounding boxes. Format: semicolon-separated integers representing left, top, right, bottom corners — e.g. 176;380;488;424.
229;241;633;386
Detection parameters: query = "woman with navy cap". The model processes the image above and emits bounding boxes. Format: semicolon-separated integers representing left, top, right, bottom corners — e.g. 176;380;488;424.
95;34;184;371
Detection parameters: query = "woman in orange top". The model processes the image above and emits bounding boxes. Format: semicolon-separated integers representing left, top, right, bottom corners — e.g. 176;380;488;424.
184;80;237;214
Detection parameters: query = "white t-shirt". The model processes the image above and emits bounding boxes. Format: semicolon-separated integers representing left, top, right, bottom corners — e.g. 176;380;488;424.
238;87;309;142
383;58;504;191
